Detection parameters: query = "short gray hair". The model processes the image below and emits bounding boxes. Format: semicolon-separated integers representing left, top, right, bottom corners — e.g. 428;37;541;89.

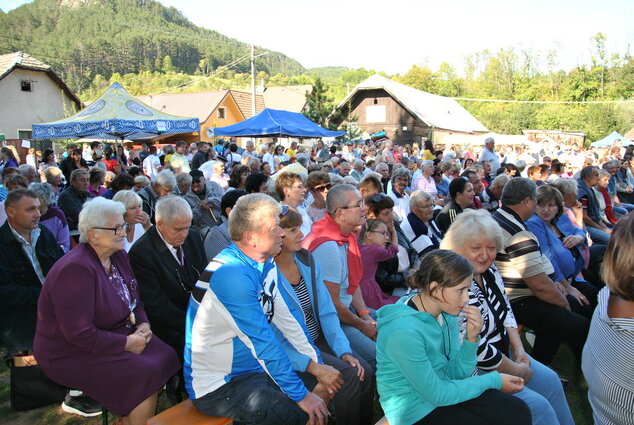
440;209;504;252
551;178;578;198
78;197;125;243
409;189;433;208
342;176;359;187
353;159;365;168
43;166;62;182
500;178;536;206
155;195;192;224
326;183;357;215
228;193;281;241
154;169;176;189
490;173;510;189
18;164;36;175
29;182;55;206
113;189;142;210
391;167;411;185
176;172;192;188
70;169;89;182
375;162;389;172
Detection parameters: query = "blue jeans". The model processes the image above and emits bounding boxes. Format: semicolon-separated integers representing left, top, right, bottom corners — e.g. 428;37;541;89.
341;307;377;372
192;373;307;425
586;226;610;246
514;354;574;425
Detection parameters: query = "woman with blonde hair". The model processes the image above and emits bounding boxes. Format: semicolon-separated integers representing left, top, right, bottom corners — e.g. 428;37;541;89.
113;190;151;251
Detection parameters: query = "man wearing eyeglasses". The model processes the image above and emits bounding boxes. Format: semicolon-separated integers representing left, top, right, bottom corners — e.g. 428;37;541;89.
304;184;378;372
129;196;206;400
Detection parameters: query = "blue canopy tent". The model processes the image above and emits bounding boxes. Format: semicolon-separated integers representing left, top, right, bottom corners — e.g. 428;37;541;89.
590;131;633;147
32;83;199;148
213;108;344;138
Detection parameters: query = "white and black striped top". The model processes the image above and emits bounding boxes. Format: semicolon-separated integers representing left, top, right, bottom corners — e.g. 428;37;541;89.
292;277;321;342
582;287;634;425
467;266;518;370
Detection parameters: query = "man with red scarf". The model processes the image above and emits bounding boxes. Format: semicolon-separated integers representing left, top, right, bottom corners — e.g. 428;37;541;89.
303;184;377;371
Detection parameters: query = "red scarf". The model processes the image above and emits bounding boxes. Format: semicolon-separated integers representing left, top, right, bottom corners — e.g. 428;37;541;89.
302;214;362;295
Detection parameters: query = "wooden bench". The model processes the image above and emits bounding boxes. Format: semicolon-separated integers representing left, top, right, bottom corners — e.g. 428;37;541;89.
147;400;232;425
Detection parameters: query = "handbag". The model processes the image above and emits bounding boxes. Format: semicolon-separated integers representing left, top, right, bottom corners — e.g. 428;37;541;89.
7;354;68;411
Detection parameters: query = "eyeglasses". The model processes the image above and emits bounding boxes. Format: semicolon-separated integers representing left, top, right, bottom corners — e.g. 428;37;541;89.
313;184;332;192
93;224;128;234
369;230;390;238
339;200;365;210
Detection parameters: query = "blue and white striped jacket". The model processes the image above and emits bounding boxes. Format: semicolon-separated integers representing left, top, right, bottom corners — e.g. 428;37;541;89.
184;243;321;402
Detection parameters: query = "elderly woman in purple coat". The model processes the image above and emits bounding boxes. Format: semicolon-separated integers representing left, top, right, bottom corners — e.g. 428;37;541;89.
34;197;180;425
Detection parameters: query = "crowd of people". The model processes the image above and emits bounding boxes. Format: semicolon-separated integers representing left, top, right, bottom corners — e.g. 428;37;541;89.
0;134;632;425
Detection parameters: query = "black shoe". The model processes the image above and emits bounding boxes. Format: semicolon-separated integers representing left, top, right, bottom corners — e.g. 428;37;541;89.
165;374;183;405
61;393;102;417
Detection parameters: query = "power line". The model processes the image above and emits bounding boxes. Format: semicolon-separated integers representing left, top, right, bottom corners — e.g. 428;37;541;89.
451;97;634;104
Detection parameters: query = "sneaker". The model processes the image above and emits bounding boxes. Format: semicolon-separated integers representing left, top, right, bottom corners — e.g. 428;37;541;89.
61;393;102;417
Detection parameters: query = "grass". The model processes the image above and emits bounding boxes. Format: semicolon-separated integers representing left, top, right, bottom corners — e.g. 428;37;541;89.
0;342;593;425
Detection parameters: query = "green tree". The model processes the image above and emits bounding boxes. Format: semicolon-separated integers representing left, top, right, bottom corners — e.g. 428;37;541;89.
394;65;437;92
304;77;333;127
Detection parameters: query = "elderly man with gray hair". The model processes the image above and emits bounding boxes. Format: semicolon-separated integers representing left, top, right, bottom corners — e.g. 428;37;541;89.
350;159;365;182
185;194;329;425
303;184;377;371
138;169;176;224
129;196;206;374
481;173;510;212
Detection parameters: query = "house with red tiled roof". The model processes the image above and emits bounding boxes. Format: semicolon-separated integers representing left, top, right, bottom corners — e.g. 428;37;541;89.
229;90;265;119
0;51;82;142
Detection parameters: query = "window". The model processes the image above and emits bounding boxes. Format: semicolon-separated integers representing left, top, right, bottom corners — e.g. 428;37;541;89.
217;107;226;119
20;80;32;92
18;130;33;139
366;105;386;123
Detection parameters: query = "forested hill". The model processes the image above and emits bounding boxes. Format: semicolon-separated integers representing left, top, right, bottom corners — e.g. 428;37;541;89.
0;0;305;92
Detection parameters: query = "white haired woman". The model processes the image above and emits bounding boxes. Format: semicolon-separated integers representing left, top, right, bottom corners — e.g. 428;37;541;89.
113;190;151;251
33;197;180;425
29;182;70;251
441;209;574;425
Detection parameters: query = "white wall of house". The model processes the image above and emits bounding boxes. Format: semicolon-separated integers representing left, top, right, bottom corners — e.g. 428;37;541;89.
0;68;78;139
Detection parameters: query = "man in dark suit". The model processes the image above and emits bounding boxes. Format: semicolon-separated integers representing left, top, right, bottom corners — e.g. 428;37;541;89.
128;195;207;364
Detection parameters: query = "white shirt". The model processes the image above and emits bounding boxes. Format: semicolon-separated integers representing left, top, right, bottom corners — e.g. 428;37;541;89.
143;155;161;180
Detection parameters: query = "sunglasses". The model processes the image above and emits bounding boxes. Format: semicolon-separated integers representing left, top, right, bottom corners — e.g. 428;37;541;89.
313;183;332;192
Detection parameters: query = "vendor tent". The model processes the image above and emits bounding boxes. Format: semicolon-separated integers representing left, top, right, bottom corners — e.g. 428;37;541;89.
214;108;344;138
32;82;199;141
590;131;632;147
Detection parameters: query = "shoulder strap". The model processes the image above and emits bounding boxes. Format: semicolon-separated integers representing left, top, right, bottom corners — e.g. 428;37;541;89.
297;249;322;329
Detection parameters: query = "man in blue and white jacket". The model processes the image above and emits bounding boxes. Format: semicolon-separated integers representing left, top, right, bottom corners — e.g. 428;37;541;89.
184;194;330;425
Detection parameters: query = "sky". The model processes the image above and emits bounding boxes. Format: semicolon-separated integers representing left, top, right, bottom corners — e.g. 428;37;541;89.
2;0;633;75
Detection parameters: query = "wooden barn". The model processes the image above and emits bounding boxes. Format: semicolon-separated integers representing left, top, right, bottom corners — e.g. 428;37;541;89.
330;74;487;145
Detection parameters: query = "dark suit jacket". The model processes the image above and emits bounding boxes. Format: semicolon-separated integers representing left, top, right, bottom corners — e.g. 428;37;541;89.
0;222;64;354
128;226;206;361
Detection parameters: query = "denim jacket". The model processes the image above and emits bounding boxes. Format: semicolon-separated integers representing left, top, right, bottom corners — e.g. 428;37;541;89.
273;249;352;372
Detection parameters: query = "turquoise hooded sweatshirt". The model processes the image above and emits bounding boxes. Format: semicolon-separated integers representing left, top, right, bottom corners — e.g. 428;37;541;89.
376;296;503;425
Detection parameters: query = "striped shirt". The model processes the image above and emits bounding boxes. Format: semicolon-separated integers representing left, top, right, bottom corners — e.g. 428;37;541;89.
292;277;321;341
467;266;517;370
492;207;556;301
582;288;634;425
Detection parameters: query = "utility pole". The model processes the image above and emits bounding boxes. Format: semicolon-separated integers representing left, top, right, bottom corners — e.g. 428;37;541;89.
250;44;256;117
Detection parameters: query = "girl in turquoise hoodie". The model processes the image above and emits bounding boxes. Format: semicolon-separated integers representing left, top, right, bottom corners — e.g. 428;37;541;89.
376;250;532;425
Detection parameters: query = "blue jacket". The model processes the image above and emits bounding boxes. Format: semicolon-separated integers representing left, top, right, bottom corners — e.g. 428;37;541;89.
377;296;502;425
526;213;587;281
273;249;352;372
184;244;320;402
